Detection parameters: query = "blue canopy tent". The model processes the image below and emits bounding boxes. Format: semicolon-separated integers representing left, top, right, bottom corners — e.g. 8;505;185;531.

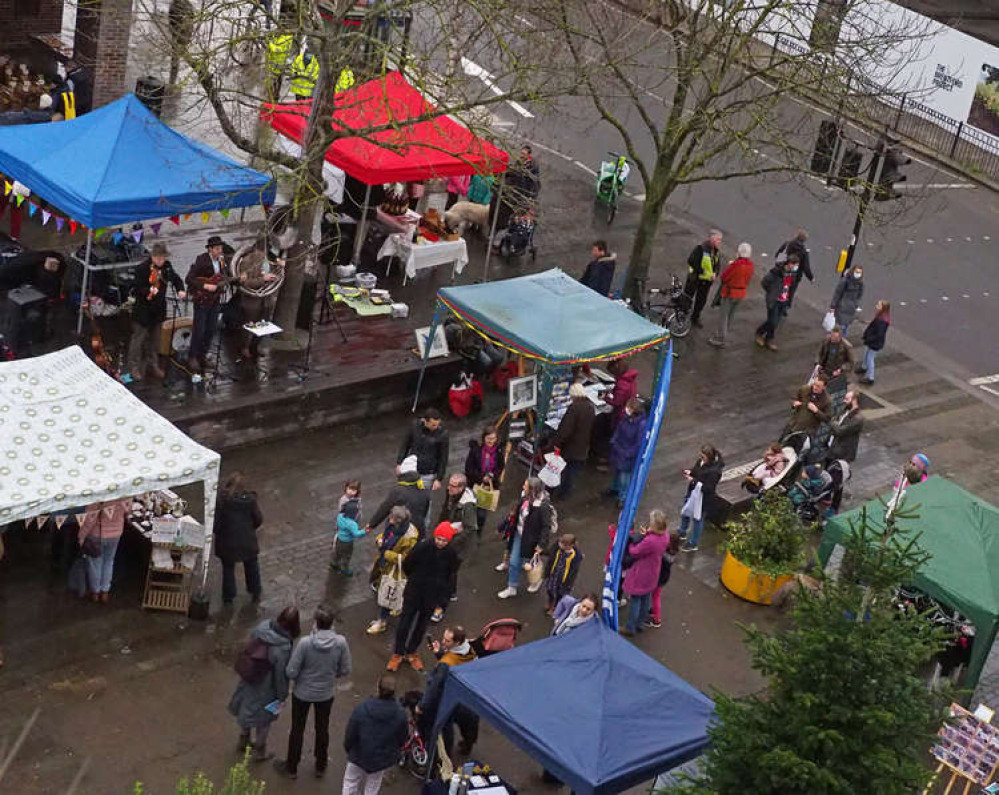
431;619;714;794
0;94;275;331
413;270;674;628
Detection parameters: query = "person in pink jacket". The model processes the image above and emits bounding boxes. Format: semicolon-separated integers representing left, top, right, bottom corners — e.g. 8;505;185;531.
78;497;131;602
445;175;471;210
621;510;671;636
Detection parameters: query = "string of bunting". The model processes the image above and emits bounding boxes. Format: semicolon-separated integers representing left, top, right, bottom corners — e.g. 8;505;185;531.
24;503;124;528
1;171;268;239
435;296;669;366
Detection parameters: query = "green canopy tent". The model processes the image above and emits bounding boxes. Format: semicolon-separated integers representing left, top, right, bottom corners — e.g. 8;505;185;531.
410;269;671;439
818;477;999;688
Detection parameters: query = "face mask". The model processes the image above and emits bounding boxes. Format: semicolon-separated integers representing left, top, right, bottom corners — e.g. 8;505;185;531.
790;265;799;273
853;271;863;279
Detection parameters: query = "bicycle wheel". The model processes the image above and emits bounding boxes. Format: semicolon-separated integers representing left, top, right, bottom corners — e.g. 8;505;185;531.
668;310;692;338
606;194;617;225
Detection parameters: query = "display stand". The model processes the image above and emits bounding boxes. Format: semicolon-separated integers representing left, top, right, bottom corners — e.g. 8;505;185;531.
142;559;195;613
924;703;999;795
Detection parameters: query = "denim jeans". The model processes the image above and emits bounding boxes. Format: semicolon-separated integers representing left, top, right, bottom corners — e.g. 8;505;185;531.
221;557;261;603
86;537;120;593
625;591;652;633
507;532;523;589
864;347;877;380
756;303;786;342
679;514;705;546
610;468;632;496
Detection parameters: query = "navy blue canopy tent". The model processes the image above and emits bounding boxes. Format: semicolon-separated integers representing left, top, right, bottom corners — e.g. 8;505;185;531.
0;94;275;330
432;620;714;795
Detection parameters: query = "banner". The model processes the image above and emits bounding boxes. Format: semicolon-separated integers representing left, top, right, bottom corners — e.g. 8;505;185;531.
602;341;674;630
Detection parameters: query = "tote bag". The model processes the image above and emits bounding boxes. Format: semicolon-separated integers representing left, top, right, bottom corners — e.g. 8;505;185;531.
473;484;500;512
377;559;406;613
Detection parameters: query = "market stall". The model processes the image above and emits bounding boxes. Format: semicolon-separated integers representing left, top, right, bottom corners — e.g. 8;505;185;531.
818;477;999;689
0;346;221;607
260;70;508;268
0;93;276;332
431;619;715;794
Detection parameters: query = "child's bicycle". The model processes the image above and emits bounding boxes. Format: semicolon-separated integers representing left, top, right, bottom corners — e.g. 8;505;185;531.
399;690;431;777
595;151;630;224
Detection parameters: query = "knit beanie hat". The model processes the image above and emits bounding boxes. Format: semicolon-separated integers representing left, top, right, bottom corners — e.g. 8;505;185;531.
433;522;455;542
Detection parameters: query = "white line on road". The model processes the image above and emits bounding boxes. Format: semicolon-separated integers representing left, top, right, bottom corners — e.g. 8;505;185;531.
573;160;598;176
898;183;975;190
982;386;999;398
969;374;999;386
461;57;534;118
514;14;535;28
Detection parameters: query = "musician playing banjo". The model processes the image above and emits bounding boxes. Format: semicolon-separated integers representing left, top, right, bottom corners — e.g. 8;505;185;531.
186;234;234;373
128;242;185;382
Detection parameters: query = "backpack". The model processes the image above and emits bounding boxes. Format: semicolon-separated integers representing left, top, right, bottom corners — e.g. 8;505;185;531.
234;637;273;684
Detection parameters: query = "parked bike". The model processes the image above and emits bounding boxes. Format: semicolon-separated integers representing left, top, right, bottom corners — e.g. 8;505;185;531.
639;274;692;338
595;151;630;225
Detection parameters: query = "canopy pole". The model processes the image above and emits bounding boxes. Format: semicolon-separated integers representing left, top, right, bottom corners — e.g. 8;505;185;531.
411;302;443;412
530;364;557;477
351;183;373;265
76;229;94;335
482;179;504;283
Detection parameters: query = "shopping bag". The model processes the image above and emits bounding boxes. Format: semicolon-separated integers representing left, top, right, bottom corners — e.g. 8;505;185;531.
822;310;836;333
376;561;406;612
474;484;500;512
538;451;567;489
680;482;704;521
525;553;545;588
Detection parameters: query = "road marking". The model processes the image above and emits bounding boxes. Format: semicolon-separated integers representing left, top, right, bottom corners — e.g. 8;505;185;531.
985;236;992;241
461;57;534;118
899;301;907;306
907;239;915;244
522;137;573;162
941;296;949;301
963;294;970;298
898;183;974;189
970;374;999;386
573;160;597;176
514;14;535;28
927;238;934;243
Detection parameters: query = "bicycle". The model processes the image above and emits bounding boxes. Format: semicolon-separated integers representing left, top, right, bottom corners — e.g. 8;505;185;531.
638;274;693;338
595;151;630;225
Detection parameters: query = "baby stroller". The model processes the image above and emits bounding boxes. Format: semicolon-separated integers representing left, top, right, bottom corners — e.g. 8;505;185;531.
788;465;834;524
779;428;829;467
742;445;798;496
470;618;524;658
399;690;431;777
494;210;537;265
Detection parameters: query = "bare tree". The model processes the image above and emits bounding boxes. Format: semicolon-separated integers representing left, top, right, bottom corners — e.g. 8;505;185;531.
546;0;933;304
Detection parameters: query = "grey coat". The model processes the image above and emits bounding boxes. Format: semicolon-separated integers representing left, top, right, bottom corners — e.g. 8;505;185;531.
287;628;352;702
228;620;293;729
831;274;864;326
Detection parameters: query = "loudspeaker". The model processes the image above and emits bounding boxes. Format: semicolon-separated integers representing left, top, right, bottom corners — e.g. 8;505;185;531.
2;285;47;355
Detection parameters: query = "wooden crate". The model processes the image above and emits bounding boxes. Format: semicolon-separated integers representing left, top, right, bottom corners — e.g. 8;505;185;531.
142;565;193;614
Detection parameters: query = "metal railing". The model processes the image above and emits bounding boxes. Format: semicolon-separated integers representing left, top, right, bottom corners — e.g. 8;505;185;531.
772;33;999;182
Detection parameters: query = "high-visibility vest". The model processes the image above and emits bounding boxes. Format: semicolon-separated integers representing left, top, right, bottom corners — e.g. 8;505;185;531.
62;90;76;121
335;67;355;93
289;53;318;98
266;34;293;76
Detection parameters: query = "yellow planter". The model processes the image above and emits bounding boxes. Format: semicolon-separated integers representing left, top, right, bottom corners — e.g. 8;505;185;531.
720;550;793;605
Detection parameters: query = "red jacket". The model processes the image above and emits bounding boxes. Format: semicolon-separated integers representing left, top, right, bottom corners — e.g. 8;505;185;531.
720;257;755;299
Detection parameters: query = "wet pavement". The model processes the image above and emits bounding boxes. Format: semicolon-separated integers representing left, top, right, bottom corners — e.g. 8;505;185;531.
2;146;999;794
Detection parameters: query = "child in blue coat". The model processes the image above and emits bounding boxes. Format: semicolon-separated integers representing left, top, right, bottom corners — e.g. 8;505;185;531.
331;481;366;575
605;398;647;507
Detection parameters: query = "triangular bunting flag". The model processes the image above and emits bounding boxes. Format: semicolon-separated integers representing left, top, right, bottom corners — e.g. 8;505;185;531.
41;209;51;226
27;202;37;218
24;518;32;527
3;181;11;196
131;229;143;243
183;213;192;221
14;194;24;207
75;512;88;525
151;222;162;235
55;217;65;232
103;506;116;519
36;514;49;528
112;231;124;245
54;515;68;529
200;212;210;223
69;220;78;234
220;208;230;219
169;215;180;226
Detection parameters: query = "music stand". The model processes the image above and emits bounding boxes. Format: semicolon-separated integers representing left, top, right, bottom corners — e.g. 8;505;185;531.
204;308;237;393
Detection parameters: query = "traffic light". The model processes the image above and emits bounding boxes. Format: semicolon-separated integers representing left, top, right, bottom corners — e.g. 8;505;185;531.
874;146;911;200
835;146;863;188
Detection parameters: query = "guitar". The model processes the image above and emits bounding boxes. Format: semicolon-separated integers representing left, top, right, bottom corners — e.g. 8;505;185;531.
191;272;241;307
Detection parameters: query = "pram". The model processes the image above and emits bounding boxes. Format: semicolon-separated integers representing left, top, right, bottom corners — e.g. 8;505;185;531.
788;467;835;523
494;211;537;264
742;445;799;496
470;617;524;658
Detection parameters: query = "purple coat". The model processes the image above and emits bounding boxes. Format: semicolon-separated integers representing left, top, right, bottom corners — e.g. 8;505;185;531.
623;532;670;596
609;413;646;471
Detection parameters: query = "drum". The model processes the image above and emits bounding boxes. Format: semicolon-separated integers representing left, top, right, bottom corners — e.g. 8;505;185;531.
160;316;194;356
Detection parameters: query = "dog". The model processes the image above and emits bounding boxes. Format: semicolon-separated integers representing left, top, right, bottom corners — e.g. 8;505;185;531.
444;201;490;235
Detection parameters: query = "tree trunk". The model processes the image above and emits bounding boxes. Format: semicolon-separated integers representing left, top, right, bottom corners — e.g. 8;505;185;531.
622;159;675;307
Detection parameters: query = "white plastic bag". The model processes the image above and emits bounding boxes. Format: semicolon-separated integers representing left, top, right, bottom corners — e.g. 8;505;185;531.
538;452;567;489
681;482;704;521
822;310;836;333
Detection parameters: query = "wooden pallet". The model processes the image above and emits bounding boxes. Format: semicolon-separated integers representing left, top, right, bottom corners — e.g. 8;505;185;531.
142;565;193;614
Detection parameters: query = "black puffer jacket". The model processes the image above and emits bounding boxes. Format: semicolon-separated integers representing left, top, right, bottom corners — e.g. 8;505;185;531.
344;696;408;773
214;491;263;562
397;422;450;481
402;539;459;609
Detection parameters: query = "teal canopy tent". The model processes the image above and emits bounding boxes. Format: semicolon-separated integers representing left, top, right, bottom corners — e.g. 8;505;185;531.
818;477;999;688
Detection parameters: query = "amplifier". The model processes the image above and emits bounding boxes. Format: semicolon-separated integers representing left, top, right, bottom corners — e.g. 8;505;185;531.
2;285;48;355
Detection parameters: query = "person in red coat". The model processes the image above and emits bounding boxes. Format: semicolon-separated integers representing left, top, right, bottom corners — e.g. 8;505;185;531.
709;242;755;348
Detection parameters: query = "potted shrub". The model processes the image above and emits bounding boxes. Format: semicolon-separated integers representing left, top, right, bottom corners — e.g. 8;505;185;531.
720;490;806;605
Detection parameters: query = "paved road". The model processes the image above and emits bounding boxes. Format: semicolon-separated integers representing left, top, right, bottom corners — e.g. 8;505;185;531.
451;6;999;383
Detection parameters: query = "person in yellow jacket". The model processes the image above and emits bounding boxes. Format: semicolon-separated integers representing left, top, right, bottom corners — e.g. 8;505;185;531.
290;51;318;99
335;66;355;93
265;33;293;98
684;228;722;328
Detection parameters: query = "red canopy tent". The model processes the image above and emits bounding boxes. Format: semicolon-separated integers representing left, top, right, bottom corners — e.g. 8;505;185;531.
260;70;509;184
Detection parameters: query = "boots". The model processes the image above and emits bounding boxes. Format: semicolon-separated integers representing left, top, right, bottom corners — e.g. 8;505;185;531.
251;743;272;763
237;733;251;753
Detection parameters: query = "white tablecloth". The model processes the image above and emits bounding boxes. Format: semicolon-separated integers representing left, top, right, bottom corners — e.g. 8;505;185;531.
378;234;468;283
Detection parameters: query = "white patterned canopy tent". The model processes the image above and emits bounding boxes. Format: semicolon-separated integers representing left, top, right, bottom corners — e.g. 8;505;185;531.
0;347;220;585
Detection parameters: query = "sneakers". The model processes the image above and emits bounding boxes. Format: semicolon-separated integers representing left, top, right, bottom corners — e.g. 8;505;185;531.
854;363;867;374
766;341;778;351
273;759;297;779
494;560;509;572
681;542;699;553
406;653;424;671
526;580;543;594
449;594;459;602
367;619;387;635
386;654;403;672
755;335;766;348
497;586;518;599
431;607;444;623
644;618;662;629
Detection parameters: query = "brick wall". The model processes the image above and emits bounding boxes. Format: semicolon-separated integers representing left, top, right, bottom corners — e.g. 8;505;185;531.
74;0;134;107
0;0;63;48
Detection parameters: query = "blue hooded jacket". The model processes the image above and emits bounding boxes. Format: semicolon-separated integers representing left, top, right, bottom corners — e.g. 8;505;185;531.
336;513;367;543
609;412;647;471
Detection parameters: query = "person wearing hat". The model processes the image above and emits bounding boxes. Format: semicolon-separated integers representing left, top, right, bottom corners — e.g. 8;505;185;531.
186;235;233;373
386;523;458;673
128;242;186;381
